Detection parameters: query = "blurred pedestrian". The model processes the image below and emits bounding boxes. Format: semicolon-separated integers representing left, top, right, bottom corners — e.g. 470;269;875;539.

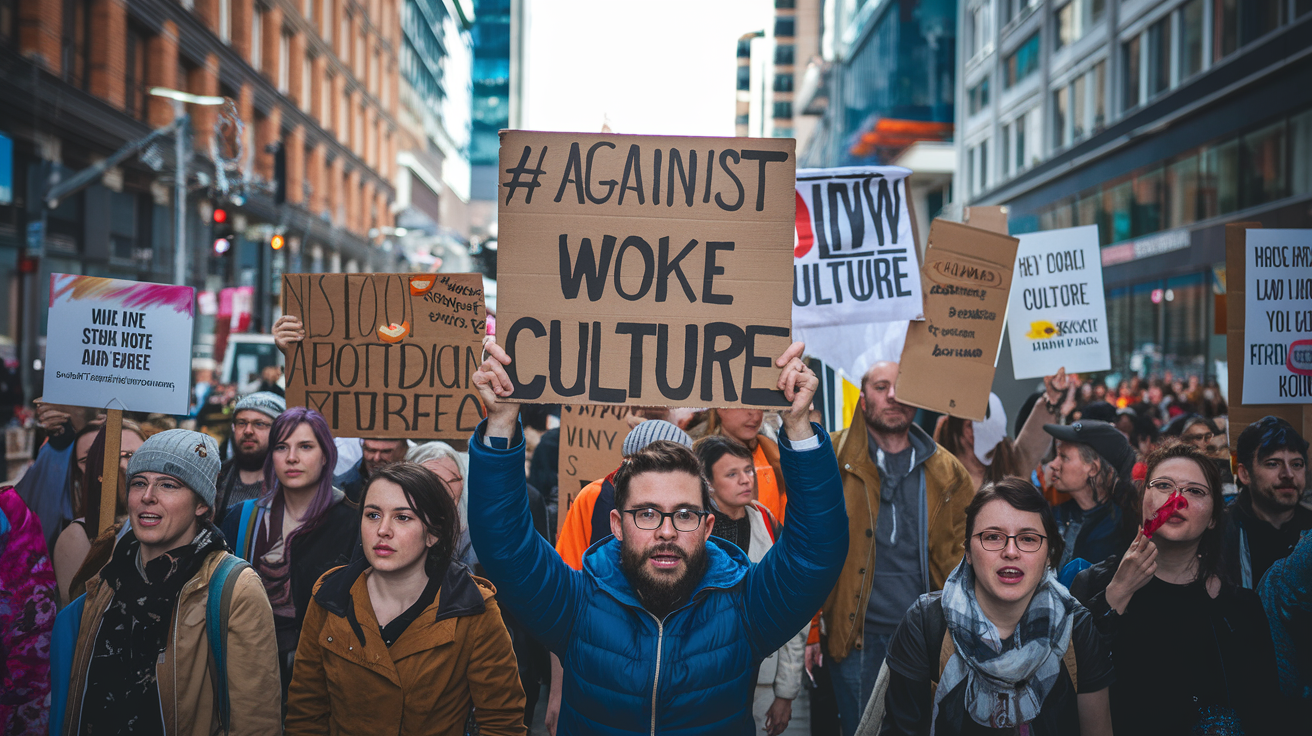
703;408;788;522
1043;420;1138;569
334;437;409;504
1223;417;1310;588
213;391;285;523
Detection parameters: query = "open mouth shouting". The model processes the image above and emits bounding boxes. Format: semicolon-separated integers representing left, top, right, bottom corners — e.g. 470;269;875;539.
648;545;687;572
996;566;1025;585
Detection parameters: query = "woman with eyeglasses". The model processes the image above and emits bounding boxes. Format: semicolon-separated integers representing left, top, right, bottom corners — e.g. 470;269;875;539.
1070;440;1286;735
875;477;1114;735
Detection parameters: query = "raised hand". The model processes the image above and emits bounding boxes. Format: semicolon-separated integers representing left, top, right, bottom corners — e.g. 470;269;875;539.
272;315;305;353
1105;529;1158;614
775;341;818;441
472;335;520;437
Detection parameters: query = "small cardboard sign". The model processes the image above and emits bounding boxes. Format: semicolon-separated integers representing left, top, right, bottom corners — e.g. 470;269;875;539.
792;166;922;327
496;130;797;408
895;220;1019;420
282;273;487;438
43;274;195;415
1242;229;1312;404
1006;225;1110;379
556;404;633;537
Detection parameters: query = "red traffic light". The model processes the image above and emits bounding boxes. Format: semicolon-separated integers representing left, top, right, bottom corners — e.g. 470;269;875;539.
213;208;228;224
270;234;285;250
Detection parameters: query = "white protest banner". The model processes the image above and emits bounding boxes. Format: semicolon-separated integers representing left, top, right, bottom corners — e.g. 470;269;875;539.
1243;229;1312;403
1006;225;1110;379
43;274;195;414
792;166;922;329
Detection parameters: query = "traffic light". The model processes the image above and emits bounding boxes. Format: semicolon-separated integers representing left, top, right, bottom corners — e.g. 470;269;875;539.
270;234;285;250
212;207;233;255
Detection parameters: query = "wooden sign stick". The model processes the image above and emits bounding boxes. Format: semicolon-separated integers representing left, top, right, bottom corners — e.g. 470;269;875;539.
98;408;122;536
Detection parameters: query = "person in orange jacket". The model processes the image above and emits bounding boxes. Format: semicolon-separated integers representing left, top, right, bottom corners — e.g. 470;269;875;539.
705;409;788;522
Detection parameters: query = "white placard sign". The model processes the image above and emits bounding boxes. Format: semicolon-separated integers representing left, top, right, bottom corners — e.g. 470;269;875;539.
1243;229;1312;404
1006;225;1110;379
43;274;195;414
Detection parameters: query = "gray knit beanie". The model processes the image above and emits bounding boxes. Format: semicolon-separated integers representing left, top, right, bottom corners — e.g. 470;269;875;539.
622;420;693;457
233;391;287;421
127;429;222;507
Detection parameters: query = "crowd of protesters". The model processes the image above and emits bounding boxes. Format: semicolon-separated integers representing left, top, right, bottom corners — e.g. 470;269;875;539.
0;312;1307;736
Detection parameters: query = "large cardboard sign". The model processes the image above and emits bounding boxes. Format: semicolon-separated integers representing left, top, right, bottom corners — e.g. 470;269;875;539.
496;131;797;408
1006;225;1110;379
896;220;1019;420
556;404;633;536
1242;229;1312;404
282;273;487;438
43;274;195;415
792;166;922;328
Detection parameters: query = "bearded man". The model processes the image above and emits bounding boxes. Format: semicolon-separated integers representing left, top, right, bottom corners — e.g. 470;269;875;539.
1224;416;1310;588
467;337;847;736
214;391;285;522
813;360;976;736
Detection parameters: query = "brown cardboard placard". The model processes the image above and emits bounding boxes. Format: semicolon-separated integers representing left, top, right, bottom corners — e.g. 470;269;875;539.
496;130;797;408
556;404;634;537
1223;223;1312;451
895;219;1020;421
282;273;487;438
964;205;1009;235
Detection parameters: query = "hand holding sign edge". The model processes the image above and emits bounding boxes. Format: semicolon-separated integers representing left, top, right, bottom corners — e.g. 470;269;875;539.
775;341;817;442
474;335;520;439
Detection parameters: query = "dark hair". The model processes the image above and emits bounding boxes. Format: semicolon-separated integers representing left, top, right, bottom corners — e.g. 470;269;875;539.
693;435;753;478
263;407;339;523
1236;416;1308;470
964;477;1065;570
1141;440;1227;584
934;416;1022;484
361;462;460;577
613;440;713;513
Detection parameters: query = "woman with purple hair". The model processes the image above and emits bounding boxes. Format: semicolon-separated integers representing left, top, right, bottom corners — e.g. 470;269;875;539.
221;406;361;699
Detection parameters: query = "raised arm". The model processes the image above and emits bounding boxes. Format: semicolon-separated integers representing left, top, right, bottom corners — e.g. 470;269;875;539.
467;337;582;652
1015;369;1070;476
744;345;849;655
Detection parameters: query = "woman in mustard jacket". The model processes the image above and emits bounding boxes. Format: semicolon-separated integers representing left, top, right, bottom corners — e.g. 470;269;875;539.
286;461;526;735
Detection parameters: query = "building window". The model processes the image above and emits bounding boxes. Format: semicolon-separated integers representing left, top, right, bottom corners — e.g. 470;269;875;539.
1054;0;1105;50
774;17;795;38
1092;60;1106;132
737;37;753;58
966;2;992;58
1122;35;1141;111
968;77;990;115
737;65;751;91
773;73;793;92
278;30;290;92
774;44;794;65
773;101;793;119
321;71;332;126
1180;0;1204;79
736;114;750;126
302;55;312;111
322;0;332;40
125;23;149;119
1004;32;1040;88
971;140;990;194
1072;72;1087;140
775;0;794;7
303;0;312;23
341;12;351;59
218;0;230;42
1001;0;1036;24
63;0;93;89
1054;86;1069;147
1147;18;1171;99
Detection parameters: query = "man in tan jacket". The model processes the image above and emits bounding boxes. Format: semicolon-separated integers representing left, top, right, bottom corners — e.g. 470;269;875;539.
814;362;975;736
61;429;281;736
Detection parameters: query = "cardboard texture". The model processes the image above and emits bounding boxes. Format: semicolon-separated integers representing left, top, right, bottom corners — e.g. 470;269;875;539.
556;404;633;537
282;273;487;439
496;131;797;407
896;219;1020;421
1224;224;1312;450
1241;229;1312;404
964;206;1010;235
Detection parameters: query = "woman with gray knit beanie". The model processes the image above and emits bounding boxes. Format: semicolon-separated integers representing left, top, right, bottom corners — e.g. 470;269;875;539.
57;429;282;736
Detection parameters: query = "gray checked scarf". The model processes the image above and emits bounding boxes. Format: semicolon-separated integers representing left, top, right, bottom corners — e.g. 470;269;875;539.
933;559;1077;734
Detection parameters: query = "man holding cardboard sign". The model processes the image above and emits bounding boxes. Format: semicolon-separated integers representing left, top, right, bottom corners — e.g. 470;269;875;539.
467;336;848;735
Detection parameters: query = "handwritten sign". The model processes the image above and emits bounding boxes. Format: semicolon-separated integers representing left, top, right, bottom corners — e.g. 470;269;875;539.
896;220;1019;420
282;273;487;438
43;274;195;414
556;404;633;537
793;166;922;327
1243;229;1312;403
1006;225;1110;379
496;130;796;408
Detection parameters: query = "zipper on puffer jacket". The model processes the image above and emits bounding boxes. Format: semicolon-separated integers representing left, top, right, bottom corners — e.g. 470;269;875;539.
644;610;664;736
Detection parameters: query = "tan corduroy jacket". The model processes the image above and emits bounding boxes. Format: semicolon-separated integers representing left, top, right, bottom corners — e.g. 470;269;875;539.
822;406;976;663
63;548;282;736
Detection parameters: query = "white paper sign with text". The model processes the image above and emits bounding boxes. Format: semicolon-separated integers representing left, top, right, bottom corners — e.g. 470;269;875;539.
1243;229;1312;404
43;274;195;414
1006;225;1110;379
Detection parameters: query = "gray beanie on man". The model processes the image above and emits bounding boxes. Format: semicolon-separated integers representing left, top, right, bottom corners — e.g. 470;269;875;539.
127;429;222;507
233;391;286;421
622;420;693;457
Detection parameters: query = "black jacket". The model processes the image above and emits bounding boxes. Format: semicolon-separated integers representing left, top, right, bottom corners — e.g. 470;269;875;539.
1220;490;1312;588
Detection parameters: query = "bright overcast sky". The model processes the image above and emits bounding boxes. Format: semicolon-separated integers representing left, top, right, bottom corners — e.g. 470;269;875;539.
522;0;774;137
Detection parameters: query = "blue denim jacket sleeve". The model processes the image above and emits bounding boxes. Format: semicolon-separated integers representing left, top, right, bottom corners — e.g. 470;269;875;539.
742;423;849;656
467;418;581;652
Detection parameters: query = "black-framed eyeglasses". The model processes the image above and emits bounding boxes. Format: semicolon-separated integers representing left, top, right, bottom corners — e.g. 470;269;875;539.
974;531;1047;553
234;419;273;431
622;507;707;532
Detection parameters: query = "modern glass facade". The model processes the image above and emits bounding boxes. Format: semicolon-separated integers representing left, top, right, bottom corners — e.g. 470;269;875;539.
470;0;509;169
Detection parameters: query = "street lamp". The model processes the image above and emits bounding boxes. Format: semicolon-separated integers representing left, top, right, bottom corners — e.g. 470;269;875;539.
149;87;224;288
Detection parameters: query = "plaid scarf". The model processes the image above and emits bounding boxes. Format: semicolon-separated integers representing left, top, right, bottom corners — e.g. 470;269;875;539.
934;559;1077;734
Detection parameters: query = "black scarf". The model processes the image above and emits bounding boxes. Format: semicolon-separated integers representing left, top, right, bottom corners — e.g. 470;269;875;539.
79;524;225;736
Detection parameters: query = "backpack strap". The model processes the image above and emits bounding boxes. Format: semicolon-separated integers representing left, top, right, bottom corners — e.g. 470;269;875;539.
234;500;258;561
933;631;1079;696
207;554;252;736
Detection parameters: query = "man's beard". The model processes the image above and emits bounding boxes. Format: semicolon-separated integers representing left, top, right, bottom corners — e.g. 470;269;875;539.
1252;481;1301;514
865;404;913;434
232;443;267;472
620;540;709;619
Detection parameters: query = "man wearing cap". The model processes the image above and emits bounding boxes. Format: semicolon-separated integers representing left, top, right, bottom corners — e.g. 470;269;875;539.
214;391;286;523
1223;416;1311;588
1045;420;1138;569
60;429;281;736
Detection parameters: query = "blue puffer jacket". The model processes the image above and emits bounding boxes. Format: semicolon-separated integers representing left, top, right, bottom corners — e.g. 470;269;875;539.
468;420;848;736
